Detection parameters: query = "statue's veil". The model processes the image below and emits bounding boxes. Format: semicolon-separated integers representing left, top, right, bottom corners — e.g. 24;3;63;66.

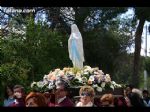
71;24;80;33
68;24;85;69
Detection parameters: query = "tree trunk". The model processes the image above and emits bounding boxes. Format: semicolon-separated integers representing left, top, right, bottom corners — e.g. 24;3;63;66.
133;18;145;87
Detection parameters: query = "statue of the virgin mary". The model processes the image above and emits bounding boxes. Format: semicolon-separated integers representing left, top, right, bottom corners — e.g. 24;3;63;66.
68;24;85;69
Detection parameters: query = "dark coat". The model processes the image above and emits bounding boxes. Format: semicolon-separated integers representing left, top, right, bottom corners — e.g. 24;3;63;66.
56;97;74;107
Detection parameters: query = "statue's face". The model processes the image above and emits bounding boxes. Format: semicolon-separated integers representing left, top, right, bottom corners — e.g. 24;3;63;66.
71;24;79;33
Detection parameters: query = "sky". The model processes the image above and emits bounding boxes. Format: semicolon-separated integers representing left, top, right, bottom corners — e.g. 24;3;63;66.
121;8;150;57
140;21;150;57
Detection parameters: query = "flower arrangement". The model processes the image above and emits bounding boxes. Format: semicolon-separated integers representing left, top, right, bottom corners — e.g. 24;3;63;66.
30;66;122;93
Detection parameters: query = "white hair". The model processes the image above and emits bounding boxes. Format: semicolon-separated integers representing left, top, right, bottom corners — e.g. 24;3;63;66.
132;88;143;98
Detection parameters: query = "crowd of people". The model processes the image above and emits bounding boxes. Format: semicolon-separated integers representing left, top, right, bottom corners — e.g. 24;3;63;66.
2;80;150;107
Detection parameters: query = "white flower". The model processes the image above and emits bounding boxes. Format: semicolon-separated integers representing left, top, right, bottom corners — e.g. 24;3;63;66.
89;69;94;74
93;67;99;71
101;82;106;88
59;71;64;76
68;71;74;75
94;71;99;75
83;69;88;73
93;84;98;88
76;76;82;82
37;81;44;88
80;70;84;74
85;66;91;70
48;81;54;89
98;70;104;75
55;68;60;72
84;66;92;72
111;81;122;88
43;80;48;85
98;78;101;83
111;81;116;85
81;77;88;83
105;74;111;82
31;81;37;88
97;87;102;92
89;76;95;81
43;75;49;80
110;84;114;90
84;71;89;75
116;84;122;88
76;72;81;77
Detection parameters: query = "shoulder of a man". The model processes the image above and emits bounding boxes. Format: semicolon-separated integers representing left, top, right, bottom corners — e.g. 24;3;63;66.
61;97;74;106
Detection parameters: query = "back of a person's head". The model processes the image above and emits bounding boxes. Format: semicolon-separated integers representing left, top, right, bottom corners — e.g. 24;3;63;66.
26;92;47;107
125;84;134;90
132;88;143;99
128;92;144;107
100;94;114;105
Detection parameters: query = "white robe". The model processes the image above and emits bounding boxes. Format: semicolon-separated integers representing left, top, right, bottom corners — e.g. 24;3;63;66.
68;24;85;69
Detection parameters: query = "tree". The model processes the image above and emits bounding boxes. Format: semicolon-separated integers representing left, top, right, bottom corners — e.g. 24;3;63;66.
0;15;71;96
145;57;150;76
0;7;138;95
133;7;150;87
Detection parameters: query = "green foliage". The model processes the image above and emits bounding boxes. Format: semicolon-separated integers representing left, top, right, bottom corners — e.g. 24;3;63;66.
24;17;71;82
1;7;143;95
134;7;150;21
144;57;150;76
83;24;133;75
0;61;29;86
0;16;71;96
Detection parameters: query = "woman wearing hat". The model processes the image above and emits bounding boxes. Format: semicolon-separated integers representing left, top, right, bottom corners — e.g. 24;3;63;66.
76;86;96;107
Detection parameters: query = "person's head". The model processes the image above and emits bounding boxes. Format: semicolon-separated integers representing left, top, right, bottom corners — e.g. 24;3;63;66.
4;85;14;99
100;94;114;107
128;92;143;107
142;90;149;98
55;79;69;99
132;88;143;99
13;85;25;99
25;92;47;107
79;86;95;105
125;84;134;96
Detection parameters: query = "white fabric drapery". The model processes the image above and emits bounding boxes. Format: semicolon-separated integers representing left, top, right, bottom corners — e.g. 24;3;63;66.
68;24;85;69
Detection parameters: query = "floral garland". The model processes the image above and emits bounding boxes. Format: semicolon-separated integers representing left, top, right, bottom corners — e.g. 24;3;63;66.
30;66;122;93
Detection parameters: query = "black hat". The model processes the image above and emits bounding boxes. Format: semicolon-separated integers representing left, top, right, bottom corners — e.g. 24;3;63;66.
55;77;69;90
